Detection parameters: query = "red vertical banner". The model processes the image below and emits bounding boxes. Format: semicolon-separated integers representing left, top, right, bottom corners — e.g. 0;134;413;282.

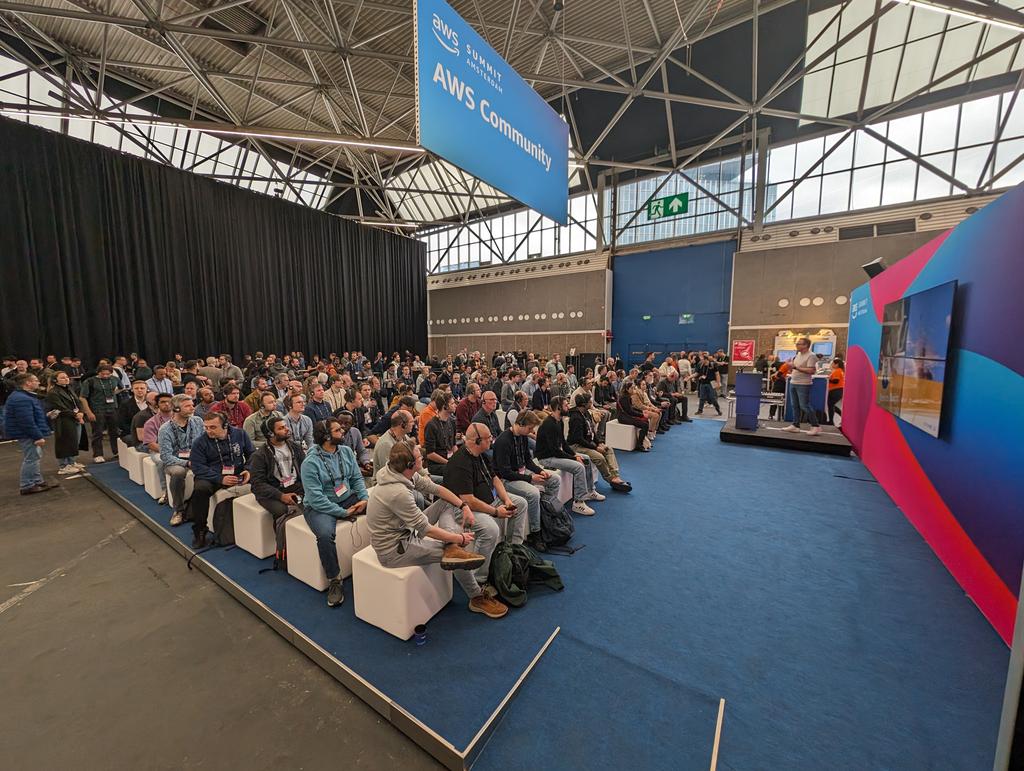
731;339;755;366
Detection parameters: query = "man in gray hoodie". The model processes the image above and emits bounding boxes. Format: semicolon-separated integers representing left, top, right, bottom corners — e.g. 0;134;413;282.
367;441;509;619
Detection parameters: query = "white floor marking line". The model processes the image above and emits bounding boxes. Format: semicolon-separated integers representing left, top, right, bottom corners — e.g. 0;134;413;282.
0;521;136;616
709;698;726;771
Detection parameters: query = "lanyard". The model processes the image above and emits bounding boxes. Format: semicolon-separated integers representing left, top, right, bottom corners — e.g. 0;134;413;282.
315;447;342;489
214;437;235;469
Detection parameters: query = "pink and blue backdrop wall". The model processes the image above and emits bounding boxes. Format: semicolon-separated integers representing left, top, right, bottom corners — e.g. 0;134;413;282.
845;184;1024;645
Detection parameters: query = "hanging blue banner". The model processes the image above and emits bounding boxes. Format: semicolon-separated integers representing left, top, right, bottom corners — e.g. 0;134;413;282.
414;0;569;224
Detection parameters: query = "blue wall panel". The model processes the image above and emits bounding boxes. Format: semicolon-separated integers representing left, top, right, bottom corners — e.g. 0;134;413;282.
611;239;735;365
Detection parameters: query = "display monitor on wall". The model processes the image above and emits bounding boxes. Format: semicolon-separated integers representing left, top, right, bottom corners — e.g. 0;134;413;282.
777;349;797;362
812;341;834;356
875;280;957;437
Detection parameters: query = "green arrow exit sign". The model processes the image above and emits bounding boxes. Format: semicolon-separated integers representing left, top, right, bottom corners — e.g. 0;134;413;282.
646;192;689;220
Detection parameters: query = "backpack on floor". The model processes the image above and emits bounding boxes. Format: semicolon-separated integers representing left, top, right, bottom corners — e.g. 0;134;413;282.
539;497;577;552
211;497;236;546
487;542;565;608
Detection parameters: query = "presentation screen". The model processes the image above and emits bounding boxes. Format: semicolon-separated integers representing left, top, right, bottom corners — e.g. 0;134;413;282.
811;341;833;356
875;280;957;437
414;0;569;224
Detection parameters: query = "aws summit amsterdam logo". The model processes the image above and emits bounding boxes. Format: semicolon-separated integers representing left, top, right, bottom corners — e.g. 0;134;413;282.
432;13;459;54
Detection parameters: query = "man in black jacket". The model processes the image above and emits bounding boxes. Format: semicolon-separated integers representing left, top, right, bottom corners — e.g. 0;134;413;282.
534;396;600;516
471;391;501;442
492;410;560;548
249;415;305;560
567;394;631;493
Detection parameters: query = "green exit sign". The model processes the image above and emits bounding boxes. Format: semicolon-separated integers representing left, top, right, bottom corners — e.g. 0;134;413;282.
642;314;652;320
647;192;689;220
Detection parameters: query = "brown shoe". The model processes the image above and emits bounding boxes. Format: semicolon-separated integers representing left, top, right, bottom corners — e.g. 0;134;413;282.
441;544;486;571
469;593;508;619
19;484;47;495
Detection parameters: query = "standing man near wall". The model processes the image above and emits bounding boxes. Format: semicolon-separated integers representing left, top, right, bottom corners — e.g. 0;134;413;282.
784;337;822;436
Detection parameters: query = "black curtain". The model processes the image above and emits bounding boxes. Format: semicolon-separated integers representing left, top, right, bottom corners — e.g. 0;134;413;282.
0;117;427;366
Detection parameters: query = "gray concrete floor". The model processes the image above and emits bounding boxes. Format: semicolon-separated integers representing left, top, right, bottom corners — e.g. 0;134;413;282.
0;441;442;771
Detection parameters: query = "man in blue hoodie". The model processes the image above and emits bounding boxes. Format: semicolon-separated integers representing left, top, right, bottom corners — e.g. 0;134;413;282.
300;417;368;607
187;411;255;549
4;373;57;495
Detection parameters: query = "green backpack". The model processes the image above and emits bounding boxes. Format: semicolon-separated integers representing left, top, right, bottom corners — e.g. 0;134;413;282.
487;542;565;607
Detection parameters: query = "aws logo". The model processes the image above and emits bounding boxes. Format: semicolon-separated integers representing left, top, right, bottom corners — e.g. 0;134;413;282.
432;13;459;54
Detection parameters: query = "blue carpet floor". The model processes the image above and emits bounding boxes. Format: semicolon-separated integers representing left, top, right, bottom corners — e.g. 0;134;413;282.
94;421;1008;769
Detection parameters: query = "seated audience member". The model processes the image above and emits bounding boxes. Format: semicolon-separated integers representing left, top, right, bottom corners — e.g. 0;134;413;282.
305;383;333;423
117;380;150;445
372;409;414;477
367;395;419;441
277;379;304;412
81;364;122;462
198;357;222;390
443;422;528;547
324;374;346;413
194;387;216;418
418;371;438;403
492;410;560;549
472;390;501;440
335;410;372;473
454;383;481;435
423;393;457;479
631;372;662;437
534;396;601;515
500;371;520;411
243;391;282;446
299;418;368;607
368;442;507;619
133;358;153;382
282;394;314;450
146;365;174;396
616;382;651;451
219;354;243;386
565;364;579;391
416;388;443;446
550;372;571;400
143;394;175;495
130;392;158;450
210;384;252;428
530;376;551;411
656;369;691;423
243;377;269;413
505;390;530;431
158;395;204;526
249;415;305;559
449;372;464;399
644;370;673;432
545;353;565;378
567;394;632;492
187;411;254;549
272;373;290;402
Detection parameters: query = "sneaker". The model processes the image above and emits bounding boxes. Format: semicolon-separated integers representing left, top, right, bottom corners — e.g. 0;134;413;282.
157;494;167;505
610;480;632;492
469;594;508;619
73;462;87;470
783;425;801;433
169;511;185;527
327;577;345;607
19;484;48;495
806;426;822;436
441;544;486;571
571;500;595;516
93;456;105;464
57;466;77;476
582;491;606;502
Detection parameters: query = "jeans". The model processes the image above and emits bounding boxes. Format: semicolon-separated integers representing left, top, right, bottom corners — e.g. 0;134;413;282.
536;456;594;500
90;411;119;457
491;493;529;546
304;492;361;580
504;476;560;533
59;424;82;467
149;451;167;491
165;464;191;511
377;499;497;598
17;439;44;490
698;383;721;414
790;383;819;428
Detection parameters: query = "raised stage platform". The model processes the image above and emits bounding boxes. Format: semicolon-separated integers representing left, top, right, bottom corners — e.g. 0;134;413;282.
719;418;853;456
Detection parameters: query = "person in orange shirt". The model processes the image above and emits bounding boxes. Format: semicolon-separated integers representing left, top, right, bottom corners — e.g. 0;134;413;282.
827;357;845;426
768;358;790;421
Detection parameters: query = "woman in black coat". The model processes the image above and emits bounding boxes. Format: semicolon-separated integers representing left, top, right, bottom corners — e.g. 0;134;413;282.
616;382;650;452
45;371;86;474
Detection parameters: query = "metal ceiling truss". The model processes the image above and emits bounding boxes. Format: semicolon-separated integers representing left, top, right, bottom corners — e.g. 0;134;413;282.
0;0;1021;242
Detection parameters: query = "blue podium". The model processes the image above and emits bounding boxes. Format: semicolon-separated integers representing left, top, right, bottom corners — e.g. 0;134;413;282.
733;372;762;430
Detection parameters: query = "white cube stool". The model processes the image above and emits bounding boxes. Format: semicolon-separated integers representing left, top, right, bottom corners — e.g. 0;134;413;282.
117;438;130;469
285;515;372;590
495;408;506;430
165;469;194;510
352;546;453;640
232;494;276;559
206;484;251;533
556;470;574;504
605;419;638;451
122;448;146;485
141;455;163;500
